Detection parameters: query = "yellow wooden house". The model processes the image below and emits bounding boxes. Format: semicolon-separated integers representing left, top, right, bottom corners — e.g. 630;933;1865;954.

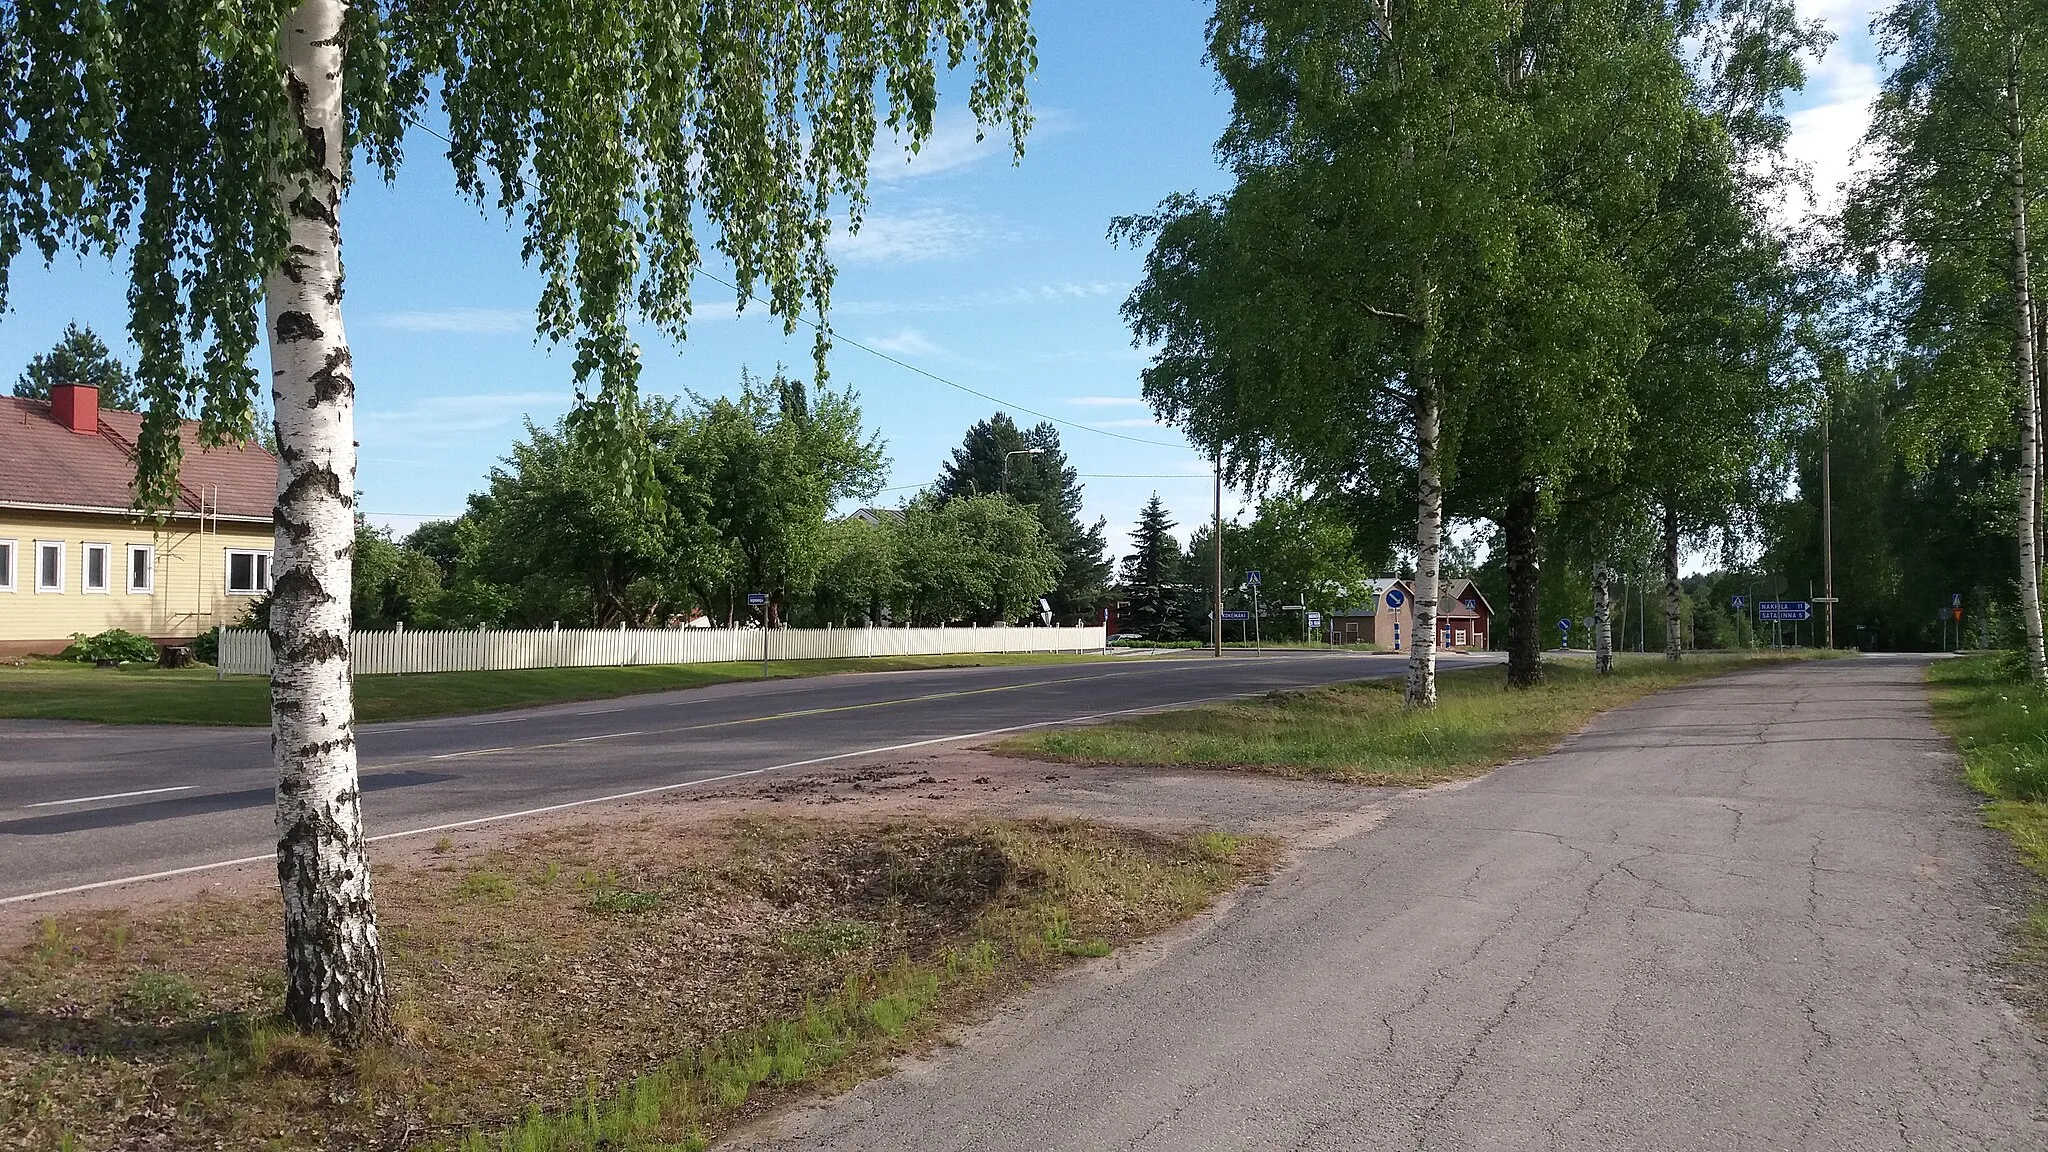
0;384;277;656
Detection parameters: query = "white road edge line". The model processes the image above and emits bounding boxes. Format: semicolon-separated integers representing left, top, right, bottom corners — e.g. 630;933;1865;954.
0;688;1270;908
24;785;199;809
571;731;642;742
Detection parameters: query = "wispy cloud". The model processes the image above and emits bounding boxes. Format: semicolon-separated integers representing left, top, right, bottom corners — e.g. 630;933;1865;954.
870;112;1008;184
862;328;943;356
833;208;1002;263
357;390;569;443
372;307;535;335
833;280;1128;316
1065;396;1149;408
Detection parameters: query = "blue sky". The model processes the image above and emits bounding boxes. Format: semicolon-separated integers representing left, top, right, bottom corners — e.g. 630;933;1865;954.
4;1;1885;565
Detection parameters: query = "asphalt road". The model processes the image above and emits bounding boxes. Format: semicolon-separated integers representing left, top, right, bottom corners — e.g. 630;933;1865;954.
0;649;1496;903
745;656;2048;1151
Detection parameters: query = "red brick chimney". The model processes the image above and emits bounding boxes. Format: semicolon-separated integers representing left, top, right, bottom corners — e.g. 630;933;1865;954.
50;383;98;434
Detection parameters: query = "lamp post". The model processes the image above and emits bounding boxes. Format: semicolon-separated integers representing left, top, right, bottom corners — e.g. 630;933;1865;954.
1001;448;1043;493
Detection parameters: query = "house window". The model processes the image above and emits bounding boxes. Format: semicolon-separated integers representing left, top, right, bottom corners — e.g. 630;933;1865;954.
128;545;155;594
82;543;111;593
0;539;13;592
35;541;64;593
226;549;272;595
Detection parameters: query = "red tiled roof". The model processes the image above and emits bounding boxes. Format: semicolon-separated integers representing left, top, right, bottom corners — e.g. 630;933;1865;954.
0;395;276;521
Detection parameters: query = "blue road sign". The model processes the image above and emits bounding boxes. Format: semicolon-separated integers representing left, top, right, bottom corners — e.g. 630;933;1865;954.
1759;599;1810;622
1246;570;1262;586
1221;610;1251;621
1307;611;1323;628
1952;593;1963;608
1557;618;1572;632
1383;587;1406;609
747;592;768;606
1731;594;1746;609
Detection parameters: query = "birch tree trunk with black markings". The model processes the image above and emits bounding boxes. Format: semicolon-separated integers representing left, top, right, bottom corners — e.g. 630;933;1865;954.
2011;54;2048;683
265;0;390;1043
1593;566;1613;675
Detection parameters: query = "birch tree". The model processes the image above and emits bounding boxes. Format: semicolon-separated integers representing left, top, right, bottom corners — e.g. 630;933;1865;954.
1;0;1033;1041
1117;0;1573;708
1846;0;2048;680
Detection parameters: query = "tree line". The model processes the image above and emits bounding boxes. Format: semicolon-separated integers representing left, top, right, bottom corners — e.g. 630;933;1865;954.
349;396;1110;633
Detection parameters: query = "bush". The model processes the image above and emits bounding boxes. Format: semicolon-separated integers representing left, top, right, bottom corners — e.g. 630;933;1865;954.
60;628;160;665
192;626;220;665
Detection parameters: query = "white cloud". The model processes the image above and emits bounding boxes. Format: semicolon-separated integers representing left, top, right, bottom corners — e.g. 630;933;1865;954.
870;112;1008;184
1778;8;1885;219
833;208;1000;263
863;328;942;356
835;280;1126;315
372;307;535;335
1065;396;1149;407
357;390;569;442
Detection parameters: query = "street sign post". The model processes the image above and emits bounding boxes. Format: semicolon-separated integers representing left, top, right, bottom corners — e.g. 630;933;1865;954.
748;593;769;674
1557;617;1571;651
1758;600;1811;623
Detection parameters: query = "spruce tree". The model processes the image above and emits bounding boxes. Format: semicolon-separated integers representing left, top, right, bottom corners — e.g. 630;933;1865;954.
1119;494;1184;640
936;412;1111;622
12;323;142;411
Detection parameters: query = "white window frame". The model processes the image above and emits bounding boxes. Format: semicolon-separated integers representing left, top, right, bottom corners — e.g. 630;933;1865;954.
127;543;156;594
0;539;14;592
81;542;112;594
34;540;64;594
224;548;273;595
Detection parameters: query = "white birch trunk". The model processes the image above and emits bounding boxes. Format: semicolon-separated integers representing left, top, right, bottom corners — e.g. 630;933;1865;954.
2014;58;2048;683
1662;502;1682;662
1408;380;1441;708
266;0;391;1042
1593;566;1613;675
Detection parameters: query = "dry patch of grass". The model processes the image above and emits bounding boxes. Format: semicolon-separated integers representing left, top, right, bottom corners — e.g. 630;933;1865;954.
994;652;1822;784
1;816;1271;1151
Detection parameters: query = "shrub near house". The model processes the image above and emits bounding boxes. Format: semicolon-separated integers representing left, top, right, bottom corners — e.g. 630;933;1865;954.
0;384;276;657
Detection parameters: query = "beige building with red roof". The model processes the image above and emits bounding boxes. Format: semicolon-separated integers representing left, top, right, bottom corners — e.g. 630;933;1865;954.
1;383;277;656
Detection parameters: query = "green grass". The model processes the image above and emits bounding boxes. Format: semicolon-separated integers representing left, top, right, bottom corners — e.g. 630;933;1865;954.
995;651;1823;784
0;651;1122;727
1926;655;2048;981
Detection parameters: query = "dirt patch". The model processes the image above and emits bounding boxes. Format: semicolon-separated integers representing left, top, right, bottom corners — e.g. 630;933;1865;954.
1;806;1274;1152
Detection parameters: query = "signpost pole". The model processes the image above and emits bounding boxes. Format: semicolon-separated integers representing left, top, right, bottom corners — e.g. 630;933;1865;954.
1213;460;1224;659
1823;416;1836;649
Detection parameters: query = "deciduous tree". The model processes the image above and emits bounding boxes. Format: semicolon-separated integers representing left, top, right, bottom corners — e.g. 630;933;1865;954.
0;0;1035;1039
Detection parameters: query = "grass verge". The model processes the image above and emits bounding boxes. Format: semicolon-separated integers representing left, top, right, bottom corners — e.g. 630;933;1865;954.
0;815;1271;1151
1925;653;2048;1000
994;651;1824;784
0;651;1121;727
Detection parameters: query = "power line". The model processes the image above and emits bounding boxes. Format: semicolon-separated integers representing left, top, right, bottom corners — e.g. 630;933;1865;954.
400;114;1182;452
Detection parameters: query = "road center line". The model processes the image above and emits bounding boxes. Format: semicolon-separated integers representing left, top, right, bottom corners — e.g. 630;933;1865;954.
24;785;198;809
571;731;642;742
0;685;1286;907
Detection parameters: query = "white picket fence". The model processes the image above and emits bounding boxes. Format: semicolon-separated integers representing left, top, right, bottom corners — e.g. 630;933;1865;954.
216;624;1108;677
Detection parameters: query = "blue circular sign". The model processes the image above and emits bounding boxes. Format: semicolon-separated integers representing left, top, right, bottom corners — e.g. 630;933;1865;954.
1383;587;1406;609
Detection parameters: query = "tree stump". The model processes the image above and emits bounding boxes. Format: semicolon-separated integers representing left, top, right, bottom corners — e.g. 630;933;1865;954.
158;645;196;669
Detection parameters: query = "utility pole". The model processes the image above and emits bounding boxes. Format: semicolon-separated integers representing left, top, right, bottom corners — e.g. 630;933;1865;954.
1823;415;1836;649
1213;458;1224;659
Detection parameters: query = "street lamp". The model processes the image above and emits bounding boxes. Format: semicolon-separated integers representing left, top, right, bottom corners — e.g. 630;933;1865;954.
1001;448;1043;493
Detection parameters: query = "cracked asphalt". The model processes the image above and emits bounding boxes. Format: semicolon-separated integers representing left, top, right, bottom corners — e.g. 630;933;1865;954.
740;655;2048;1150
